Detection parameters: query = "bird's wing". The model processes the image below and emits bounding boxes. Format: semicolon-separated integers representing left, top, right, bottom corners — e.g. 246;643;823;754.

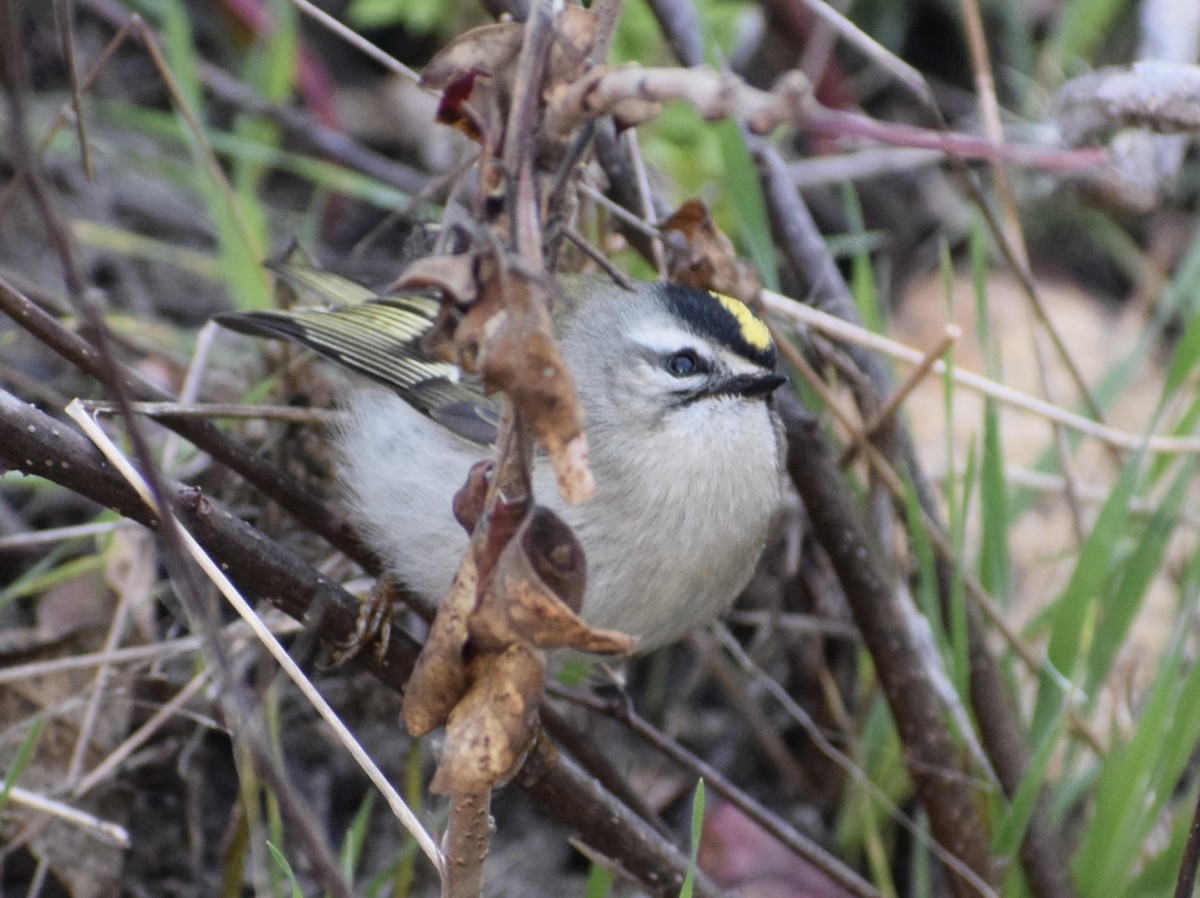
216;267;499;446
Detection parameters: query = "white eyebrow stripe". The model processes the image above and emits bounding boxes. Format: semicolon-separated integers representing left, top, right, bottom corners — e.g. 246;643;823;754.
629;323;771;374
627;322;707;356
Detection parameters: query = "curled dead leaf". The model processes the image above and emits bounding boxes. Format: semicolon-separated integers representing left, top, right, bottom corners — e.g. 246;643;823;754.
453;460;494;533
484;324;594;504
429;644;544;795
522;503;586;613
660;199;762;304
469;507;636;655
421;22;524;92
434;72;490;141
544;5;596;90
422;7;596;92
391;254;478;305
401;560;476;737
476;489;531;578
421;6;597;150
456;267;595;504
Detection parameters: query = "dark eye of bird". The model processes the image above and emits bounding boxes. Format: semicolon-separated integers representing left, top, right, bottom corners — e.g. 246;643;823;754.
666;349;702;376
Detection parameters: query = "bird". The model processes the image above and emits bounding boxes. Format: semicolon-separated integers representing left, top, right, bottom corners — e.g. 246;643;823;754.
216;268;787;652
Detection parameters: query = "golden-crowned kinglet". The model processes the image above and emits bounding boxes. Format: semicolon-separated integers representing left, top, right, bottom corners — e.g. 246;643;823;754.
218;272;787;650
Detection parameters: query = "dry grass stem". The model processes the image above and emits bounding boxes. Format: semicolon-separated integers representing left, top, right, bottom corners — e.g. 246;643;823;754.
64;584;137;788
712;626;1000;898
63;399;446;876
287;0;421;83
71;670;211;799
839;323;961;468
0;621;300;686
83;400;344;424
4;786;130;849
0;520;122;550
764;289;1200;454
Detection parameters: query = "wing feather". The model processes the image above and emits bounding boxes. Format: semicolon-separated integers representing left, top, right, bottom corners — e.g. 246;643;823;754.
216;268;498;446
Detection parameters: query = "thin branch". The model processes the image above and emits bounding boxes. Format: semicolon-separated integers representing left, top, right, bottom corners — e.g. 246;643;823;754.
550;681;881;898
1175;778;1200;898
779;395;997;897
287;0;421;83
0;388;721;898
763;288;1200;455
764;0;933;108
0;274;377;569
5;786;129;849
958;0;1027;269
547;64;1104;171
85;400;344;424
838;323;961;467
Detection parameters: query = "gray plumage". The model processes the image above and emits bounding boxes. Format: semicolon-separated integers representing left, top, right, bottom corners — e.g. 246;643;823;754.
219;271;787;650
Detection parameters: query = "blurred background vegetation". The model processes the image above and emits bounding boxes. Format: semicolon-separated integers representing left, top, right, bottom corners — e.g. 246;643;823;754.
3;1;1200;897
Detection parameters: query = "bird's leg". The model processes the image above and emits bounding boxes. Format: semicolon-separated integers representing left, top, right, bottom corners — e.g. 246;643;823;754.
328;574;396;666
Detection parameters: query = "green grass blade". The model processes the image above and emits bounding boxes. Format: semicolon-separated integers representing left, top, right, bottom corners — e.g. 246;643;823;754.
266;841;305;898
340;791;377;882
1029;450;1142;740
99;100;413;210
979;398;1010;602
1084;460;1193;697
718;121;777;290
841;182;883;333
1076;637;1200;894
584;863;616;898
679;778;705;898
990;711;1064;859
1049;0;1130;69
0;716;45;811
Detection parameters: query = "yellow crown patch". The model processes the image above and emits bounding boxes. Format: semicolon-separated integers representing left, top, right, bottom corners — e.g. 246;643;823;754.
712;292;771;352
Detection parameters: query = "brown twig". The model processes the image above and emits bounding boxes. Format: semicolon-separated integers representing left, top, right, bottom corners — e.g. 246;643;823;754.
701;647;812;795
837;324;961;468
0;387;719;898
1175;778;1200;898
550;683;880;898
546;64;1105;172
0;10;134;219
779;396;997;898
52;0;92;179
0;274;376;571
2;18;354;888
443;792;492;898
763;0;933;108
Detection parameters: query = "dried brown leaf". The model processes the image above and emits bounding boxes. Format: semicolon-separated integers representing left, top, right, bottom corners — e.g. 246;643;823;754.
660;198;762;303
422;6;598;150
391;254;478;304
452;460;494;533
402;470;530;736
421;23;524;92
454;266;594;503
429;644;544;795
401;560;476;737
544;6;596;89
469;506;635;654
